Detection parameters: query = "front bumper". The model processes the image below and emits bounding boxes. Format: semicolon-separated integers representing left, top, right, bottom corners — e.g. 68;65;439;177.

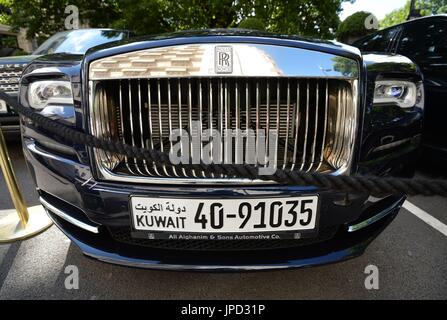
45;199;401;271
23;138;405;270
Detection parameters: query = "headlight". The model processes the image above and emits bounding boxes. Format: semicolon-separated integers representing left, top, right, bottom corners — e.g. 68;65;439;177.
27;80;73;110
374;80;424;109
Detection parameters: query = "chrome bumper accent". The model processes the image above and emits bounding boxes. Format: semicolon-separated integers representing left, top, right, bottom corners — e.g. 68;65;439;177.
39;197;100;234
347;199;403;232
85;252;291;271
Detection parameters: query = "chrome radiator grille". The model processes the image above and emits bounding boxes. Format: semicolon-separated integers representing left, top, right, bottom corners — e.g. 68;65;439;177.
91;77;355;183
0;64;24;93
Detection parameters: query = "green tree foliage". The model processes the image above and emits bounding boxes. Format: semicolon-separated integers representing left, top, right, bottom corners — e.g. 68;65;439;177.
418;0;447;14
0;0;12;24
380;1;411;28
335;11;377;43
380;0;447;29
238;17;265;31
1;0;120;43
237;0;345;39
1;0;351;41
111;0;171;35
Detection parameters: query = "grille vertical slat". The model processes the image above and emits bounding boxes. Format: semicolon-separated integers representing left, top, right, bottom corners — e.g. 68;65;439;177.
283;80;291;169
255;81;260;165
308;81;319;172
187;80;197;177
316;80;329;171
291;80;300;170
274;80;280;168
235;82;241;164
224;81;230;164
198;80;206;177
93;77;354;182
157;80;170;176
118;81;130;173
128;81;143;175
339;86;350;168
147;81;160;176
137;80;150;175
219;80;224;176
333;86;346;168
178;80;187;177
167;80;179;177
265;81;270;166
300;80;310;171
208;79;215;178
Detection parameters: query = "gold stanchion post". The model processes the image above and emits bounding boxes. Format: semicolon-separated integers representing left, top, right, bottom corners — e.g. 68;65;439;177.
0;126;52;243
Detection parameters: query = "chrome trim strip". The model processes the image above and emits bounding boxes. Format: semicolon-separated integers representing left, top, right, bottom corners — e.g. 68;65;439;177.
25;140;78;165
85;252;291;271
372;138;412;153
39;197;99;234
347;199;401;233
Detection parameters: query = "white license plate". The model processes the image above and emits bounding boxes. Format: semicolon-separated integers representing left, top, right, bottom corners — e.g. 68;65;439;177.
131;196;319;235
0;100;7;113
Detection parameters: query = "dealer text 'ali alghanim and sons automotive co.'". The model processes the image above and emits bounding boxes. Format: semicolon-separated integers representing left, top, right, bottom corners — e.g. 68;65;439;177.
18;30;424;270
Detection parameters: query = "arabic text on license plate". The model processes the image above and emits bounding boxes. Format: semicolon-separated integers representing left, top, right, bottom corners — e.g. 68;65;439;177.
130;196;318;235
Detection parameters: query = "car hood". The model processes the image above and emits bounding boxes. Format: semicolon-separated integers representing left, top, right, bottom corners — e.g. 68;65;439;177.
0;55;40;66
85;28;361;60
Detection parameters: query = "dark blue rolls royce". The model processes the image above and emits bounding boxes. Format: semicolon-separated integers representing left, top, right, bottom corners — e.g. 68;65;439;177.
17;30;424;270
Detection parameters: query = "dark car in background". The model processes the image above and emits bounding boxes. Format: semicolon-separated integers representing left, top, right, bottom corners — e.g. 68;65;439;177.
353;15;447;162
0;33;26;57
0;28;131;135
19;29;424;270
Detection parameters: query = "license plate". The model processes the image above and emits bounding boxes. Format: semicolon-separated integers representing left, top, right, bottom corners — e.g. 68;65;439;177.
0;100;7;113
130;196;319;240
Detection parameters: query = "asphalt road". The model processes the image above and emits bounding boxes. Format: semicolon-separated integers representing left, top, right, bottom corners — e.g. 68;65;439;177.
0;140;446;300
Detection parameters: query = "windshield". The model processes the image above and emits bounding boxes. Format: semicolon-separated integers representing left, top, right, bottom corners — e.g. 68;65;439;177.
33;29;127;55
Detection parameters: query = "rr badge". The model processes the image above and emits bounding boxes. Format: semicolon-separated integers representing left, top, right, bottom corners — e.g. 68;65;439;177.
215;46;233;74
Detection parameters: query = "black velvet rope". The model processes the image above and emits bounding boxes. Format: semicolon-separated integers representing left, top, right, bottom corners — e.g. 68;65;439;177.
1;90;446;197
